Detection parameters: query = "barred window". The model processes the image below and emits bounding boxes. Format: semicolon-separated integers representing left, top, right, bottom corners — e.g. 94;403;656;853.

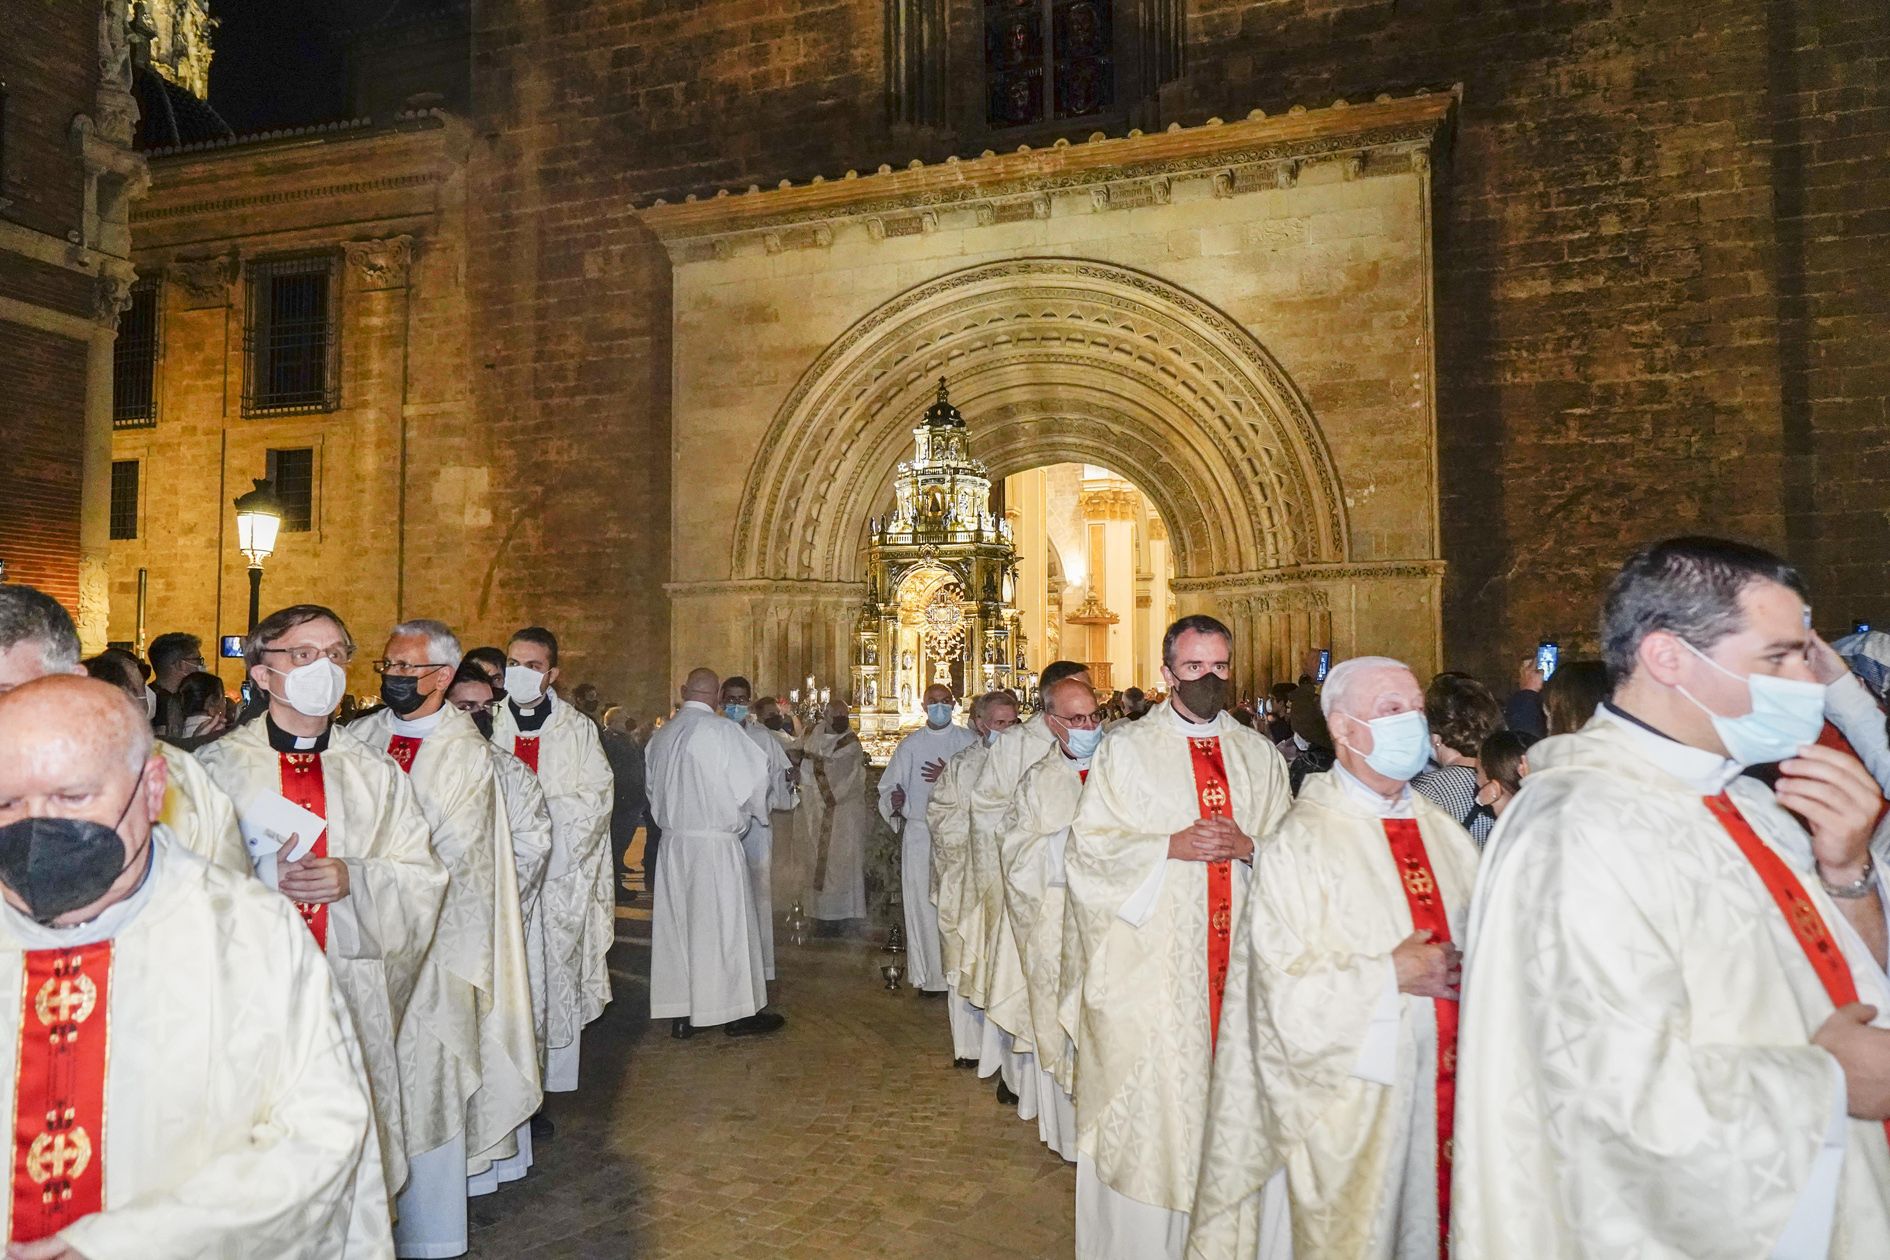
985;0;1113;129
112;279;160;428
243;256;339;416
266;448;315;533
109;460;139;541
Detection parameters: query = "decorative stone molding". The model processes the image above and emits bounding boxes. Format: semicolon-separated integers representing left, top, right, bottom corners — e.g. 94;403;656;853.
92;271;137;324
166;251;239;307
343;235;415;290
1077;486;1140;520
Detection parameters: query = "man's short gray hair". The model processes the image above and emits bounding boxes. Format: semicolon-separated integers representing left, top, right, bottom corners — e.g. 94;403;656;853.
0;586;81;675
391;619;463;672
1320;656;1411;720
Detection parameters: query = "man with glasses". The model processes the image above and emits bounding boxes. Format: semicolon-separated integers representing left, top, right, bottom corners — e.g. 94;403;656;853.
147;631;204;736
356;621;542;1248
998;675;1103;1161
196;604;448;1227
1064;615;1289;1260
878;683;976;999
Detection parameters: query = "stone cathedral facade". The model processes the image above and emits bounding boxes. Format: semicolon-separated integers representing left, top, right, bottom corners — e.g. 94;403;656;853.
5;1;1884;714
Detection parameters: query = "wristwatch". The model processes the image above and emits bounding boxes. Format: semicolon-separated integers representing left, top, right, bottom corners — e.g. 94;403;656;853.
1819;854;1878;900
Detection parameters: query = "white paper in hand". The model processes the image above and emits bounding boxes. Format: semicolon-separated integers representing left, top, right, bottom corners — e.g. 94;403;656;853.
237;792;326;890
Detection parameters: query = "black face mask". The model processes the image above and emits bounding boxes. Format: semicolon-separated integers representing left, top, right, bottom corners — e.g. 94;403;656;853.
467;706;494;739
829;716;849;734
763;715;787;732
0;771;149;926
1173;674;1229;723
379;674;428;717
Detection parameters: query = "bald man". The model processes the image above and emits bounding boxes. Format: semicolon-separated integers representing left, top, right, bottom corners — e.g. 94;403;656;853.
0;677;389;1256
644;668;785;1038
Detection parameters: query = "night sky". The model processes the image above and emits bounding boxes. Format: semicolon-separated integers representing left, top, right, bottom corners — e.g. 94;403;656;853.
207;0;368;133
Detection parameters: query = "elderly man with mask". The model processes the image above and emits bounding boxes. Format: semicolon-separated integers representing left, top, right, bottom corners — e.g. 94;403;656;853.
926;690;1020;1067
879;684;977;997
195;603;447;1223
1454;537;1890;1258
722;677;795;981
0;586;248;879
489;627;613;1096
1064;616;1290;1260
1190;656;1476;1260
645;668;784;1039
0;674;391;1256
999;675;1103;1160
356;622;541;1245
798;698;871;926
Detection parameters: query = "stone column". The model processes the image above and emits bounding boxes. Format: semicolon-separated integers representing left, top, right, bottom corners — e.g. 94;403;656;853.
78;269;136;651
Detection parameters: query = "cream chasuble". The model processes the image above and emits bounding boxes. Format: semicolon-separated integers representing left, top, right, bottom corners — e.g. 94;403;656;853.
157;742;249;876
1454;712;1890;1259
1190;769;1478;1260
1066;701;1290;1225
798;725;871;922
927;739;992;990
967;717;1060;1043
1000;747;1088;1092
0;835;391;1259
742;719;796;981
488;744;555;1058
880;722;978;992
490;692;615;1073
358;705;541;1176
196;717;447;1200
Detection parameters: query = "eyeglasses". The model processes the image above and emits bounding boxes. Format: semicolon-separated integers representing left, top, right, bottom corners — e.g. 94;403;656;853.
1053;712;1103;730
258;644;352;668
373;660;450;677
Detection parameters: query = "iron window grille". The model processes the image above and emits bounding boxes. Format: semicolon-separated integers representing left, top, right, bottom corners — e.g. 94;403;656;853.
111;278;160;428
109;460;139;541
266;447;315;533
243;255;339;417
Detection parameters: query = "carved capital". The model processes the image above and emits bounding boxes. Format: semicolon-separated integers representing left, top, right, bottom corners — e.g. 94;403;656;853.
167;251;238;307
343;235;415;290
93;271;136;325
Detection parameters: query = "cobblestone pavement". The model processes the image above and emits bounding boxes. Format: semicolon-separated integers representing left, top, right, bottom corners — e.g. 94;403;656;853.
466;916;1077;1258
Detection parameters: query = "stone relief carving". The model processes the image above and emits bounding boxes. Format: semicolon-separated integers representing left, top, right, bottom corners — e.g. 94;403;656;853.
343;235;415;290
167;252;239;306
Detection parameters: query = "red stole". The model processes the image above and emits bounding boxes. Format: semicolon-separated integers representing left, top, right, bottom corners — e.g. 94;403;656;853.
278;753;331;950
1382;818;1458;1258
1185;737;1235;1046
513;736;541;775
1704;792;1890;1149
10;943;111;1242
386;734;422;775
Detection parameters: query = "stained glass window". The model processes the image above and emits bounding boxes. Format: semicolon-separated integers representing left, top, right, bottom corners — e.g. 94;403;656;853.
986;0;1113;129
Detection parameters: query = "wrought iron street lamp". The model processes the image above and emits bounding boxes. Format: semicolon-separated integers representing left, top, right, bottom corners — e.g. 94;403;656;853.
233;479;282;633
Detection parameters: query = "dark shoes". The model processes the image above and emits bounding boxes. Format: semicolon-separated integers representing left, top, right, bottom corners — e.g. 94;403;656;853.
529;1111;555;1141
671;1018;696;1040
919;988;948;1000
953;1057;977;1070
724;1011;787;1038
995;1078;1019;1106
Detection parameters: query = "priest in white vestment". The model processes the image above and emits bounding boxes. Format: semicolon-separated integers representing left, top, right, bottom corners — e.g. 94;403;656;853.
723;679;796;981
196;605;448;1209
646;668;784;1038
926;690;1021;1065
999;676;1104;1161
358;622;543;1251
0;676;390;1259
1065;618;1290;1260
0;586;251;878
1191;657;1476;1260
879;684;977;993
489;627;614;1094
1456;537;1890;1259
798;699;871;923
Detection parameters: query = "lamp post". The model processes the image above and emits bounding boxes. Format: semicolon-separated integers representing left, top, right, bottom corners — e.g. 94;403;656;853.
233;479;282;633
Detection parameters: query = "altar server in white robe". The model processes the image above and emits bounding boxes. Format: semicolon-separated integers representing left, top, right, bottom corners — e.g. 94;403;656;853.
880;683;977;994
927;690;1020;1065
358;623;542;1245
723;678;795;980
0;586;251;878
1190;657;1476;1260
196;604;448;1209
489;627;613;1093
799;698;871;923
1066;617;1290;1260
968;661;1091;1107
1455;537;1890;1260
1000;675;1104;1160
0;676;390;1259
646;667;785;1038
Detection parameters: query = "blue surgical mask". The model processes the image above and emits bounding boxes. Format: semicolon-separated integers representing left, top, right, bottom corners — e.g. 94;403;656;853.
926;702;954;728
1677;639;1826;767
983;728;1002;748
1345;709;1431;782
724;704;749;724
1065;725;1104;759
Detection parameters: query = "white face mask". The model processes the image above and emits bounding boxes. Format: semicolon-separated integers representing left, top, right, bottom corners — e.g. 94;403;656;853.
1342;709;1432;782
926;702;954;728
142;686;157;720
1676;639;1827;767
505;664;547;707
270;658;346;718
181;713;216;738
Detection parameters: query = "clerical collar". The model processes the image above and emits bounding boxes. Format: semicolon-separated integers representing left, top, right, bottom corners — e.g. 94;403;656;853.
390;705;447;738
1332;763;1415;818
1596;702;1744;794
1165;702;1224;737
1061;748;1093;771
3;828;164;948
510;693;554;732
266;714;329;753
